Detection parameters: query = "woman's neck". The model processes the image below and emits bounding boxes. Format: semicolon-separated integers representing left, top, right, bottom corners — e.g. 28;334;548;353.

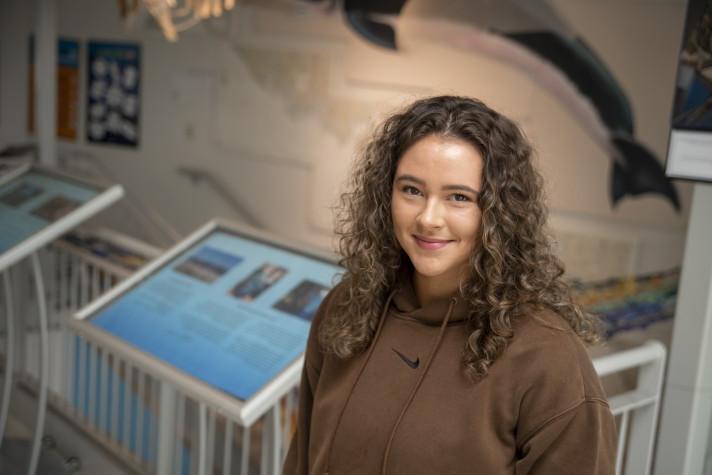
413;270;462;307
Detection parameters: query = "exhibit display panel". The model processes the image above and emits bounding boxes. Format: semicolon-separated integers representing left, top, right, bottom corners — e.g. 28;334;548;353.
0;165;123;475
665;0;712;182
72;220;341;425
0;161;30;185
0;166;124;269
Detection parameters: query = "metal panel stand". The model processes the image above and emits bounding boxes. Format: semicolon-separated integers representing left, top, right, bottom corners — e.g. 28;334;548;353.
259;405;281;475
27;252;50;475
0;270;16;445
0;253;58;475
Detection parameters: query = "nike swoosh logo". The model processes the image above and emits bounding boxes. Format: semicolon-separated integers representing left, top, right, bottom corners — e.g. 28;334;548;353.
392;348;420;369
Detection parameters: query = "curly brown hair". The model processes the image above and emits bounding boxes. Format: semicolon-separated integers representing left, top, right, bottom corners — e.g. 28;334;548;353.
320;95;601;378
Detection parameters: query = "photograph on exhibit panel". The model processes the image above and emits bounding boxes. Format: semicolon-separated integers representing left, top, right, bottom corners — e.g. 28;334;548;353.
0;182;44;207
31;195;82;222
229;263;288;302
273;280;330;321
174;245;244;284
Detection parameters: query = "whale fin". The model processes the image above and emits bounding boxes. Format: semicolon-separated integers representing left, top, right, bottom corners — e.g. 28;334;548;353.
610;134;680;211
343;0;407;50
505;31;633;135
344;11;397;49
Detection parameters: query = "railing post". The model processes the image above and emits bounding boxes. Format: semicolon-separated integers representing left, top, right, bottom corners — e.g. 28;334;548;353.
157;381;177;475
625;345;667;474
259;403;282;475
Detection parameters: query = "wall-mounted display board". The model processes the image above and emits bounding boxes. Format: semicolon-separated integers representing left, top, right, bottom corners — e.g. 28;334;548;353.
0;166;124;270
71;220;341;426
666;0;712;182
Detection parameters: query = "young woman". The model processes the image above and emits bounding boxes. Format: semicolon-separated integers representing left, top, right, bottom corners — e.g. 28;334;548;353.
284;96;616;474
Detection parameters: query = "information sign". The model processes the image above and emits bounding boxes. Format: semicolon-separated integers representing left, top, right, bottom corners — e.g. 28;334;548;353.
0;167;123;270
73;221;341;424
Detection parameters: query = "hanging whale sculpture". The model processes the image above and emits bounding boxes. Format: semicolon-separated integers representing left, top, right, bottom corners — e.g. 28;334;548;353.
302;0;680;211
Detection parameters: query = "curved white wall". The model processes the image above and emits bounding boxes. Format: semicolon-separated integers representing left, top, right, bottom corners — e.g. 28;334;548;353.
0;0;690;276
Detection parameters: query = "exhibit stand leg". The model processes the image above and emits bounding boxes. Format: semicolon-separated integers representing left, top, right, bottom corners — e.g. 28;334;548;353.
199;403;208;475
27;252;50;475
157;382;177;475
655;183;712;474
260;405;281;475
241;425;251;475
223;417;233;475
0;271;15;447
270;405;281;475
261;412;269;475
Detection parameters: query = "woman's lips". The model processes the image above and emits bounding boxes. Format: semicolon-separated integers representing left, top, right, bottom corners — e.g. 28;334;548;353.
413;235;453;250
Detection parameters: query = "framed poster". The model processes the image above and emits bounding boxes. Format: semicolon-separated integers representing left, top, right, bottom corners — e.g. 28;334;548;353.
27;37;80;141
71;220;342;425
86;41;140;147
57;39;81;140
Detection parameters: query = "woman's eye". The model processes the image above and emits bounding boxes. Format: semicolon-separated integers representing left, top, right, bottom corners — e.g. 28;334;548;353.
402;185;421;196
449;193;471;202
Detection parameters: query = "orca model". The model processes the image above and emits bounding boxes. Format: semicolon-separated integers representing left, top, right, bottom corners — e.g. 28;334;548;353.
302;0;680;211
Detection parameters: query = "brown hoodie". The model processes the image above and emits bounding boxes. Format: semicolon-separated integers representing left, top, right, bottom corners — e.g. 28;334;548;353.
283;276;617;475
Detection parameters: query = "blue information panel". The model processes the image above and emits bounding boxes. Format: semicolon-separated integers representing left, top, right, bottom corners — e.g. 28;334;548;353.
0;171;99;253
88;230;341;401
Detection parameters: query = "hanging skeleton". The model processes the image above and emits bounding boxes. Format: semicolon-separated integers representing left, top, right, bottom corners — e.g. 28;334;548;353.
120;0;236;41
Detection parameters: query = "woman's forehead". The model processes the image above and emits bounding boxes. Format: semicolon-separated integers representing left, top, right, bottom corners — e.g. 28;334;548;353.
396;136;484;186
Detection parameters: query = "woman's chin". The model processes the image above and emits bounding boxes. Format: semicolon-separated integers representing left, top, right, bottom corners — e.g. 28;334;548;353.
411;264;448;280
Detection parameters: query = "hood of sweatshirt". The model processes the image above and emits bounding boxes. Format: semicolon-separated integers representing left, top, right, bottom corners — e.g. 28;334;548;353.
391;268;471;326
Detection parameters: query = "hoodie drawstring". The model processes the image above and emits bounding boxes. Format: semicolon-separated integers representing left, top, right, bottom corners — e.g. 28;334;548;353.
380;297;457;475
322;290;398;475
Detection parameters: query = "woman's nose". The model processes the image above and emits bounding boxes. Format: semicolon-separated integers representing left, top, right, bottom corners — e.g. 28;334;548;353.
416;198;445;229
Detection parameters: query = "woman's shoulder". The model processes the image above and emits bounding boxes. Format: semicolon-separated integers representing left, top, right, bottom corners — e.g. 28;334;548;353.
498;309;613;452
508;307;588;353
503;308;607;402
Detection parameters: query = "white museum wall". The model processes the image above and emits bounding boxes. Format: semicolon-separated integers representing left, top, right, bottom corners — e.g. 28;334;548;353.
0;0;691;279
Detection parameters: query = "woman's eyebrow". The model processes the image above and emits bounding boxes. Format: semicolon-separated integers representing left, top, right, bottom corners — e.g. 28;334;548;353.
443;184;480;195
394;174;425;185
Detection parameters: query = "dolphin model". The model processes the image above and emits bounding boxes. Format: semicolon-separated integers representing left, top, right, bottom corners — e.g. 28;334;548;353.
302;0;680;211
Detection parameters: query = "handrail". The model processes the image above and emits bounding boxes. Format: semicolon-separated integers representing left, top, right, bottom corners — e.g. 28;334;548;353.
593;340;667;475
593;340;667;377
177;165;266;230
58;151;182;248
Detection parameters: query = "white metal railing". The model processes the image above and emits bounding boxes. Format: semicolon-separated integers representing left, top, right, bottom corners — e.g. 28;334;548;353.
1;233;301;475
594;341;667;475
0;232;667;475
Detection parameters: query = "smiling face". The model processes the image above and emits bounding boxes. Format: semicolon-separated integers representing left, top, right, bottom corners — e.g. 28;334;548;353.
391;134;484;301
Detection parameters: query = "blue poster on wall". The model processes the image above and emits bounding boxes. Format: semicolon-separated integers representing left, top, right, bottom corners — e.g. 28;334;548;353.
86;41;140;147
